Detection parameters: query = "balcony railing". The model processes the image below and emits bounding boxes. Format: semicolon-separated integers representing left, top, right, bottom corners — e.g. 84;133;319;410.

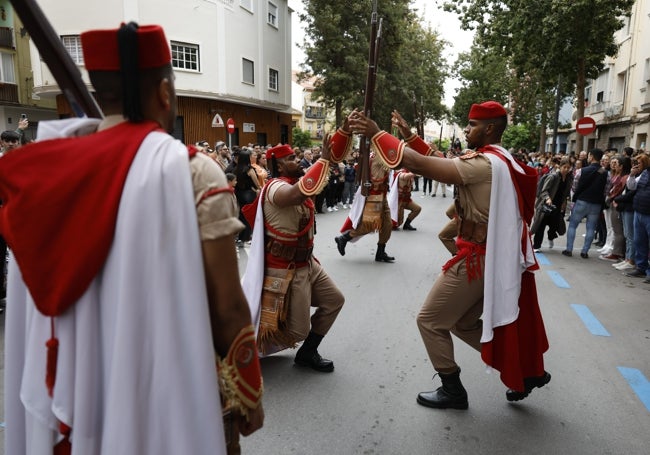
585;100;623;118
305;107;326;119
0;27;14;48
0;83;19;103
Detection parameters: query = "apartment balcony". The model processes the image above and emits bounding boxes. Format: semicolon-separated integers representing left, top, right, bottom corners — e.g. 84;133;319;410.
0;83;19;103
305;106;326;120
585;101;623;118
641;88;650;113
0;27;14;48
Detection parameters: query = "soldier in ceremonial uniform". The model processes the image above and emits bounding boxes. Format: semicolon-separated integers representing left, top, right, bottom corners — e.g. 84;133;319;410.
393;167;421;231
332;118;397;262
1;23;262;454
242;136;345;372
348;102;550;409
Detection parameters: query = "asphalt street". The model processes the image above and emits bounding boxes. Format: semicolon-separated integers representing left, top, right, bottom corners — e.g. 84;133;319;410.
238;187;650;455
1;185;649;454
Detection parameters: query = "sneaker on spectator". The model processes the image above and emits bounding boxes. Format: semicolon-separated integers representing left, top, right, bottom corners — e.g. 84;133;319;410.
327;207;333;212
333;206;338;211
343;204;348;209
615;261;635;270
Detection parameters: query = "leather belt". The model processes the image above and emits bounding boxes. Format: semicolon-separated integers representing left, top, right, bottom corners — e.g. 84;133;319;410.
458;218;488;244
266;239;313;263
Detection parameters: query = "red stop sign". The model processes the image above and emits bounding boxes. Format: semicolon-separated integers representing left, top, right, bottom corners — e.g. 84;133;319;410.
576;116;596;136
226;118;235;134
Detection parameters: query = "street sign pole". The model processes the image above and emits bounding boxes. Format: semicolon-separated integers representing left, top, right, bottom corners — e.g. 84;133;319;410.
226;118;235;149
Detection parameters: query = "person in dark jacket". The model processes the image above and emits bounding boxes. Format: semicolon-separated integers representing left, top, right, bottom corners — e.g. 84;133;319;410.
623;153;650;282
562;148;608;258
234;149;261;242
531;157;573;250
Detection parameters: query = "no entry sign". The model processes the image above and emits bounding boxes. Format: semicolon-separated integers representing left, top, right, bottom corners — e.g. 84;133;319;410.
576;116;596;136
226;118;235;134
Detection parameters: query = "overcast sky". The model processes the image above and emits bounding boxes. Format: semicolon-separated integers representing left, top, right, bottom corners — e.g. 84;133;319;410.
288;0;475;107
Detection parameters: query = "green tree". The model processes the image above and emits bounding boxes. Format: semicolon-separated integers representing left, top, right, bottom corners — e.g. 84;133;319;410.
450;43;512;126
502;123;537;151
291;128;313;149
443;0;635;148
298;0;448;129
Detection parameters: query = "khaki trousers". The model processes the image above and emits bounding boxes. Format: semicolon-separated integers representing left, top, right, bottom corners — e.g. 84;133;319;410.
267;257;344;341
416;256;485;374
397;200;422;226
349;198;393;244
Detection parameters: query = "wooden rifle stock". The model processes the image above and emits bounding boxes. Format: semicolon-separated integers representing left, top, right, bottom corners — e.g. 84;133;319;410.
357;1;382;197
10;0;103;118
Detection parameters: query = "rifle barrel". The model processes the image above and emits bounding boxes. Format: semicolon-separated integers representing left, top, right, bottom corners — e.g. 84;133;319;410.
358;2;381;196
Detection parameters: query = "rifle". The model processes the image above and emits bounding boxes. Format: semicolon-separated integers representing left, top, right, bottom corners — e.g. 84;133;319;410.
357;0;382;197
10;0;103;118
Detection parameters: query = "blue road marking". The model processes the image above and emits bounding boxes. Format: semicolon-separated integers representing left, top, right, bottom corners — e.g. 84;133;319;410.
535;252;551;265
617;367;650;413
570;304;611;336
547;270;570;288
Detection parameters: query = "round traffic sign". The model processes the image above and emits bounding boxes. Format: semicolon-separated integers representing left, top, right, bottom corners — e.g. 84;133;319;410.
576;116;596;136
226;118;235;134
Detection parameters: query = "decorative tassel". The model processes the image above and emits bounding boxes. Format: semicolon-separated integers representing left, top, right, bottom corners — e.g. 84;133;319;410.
46;337;59;397
45;317;59;397
53;422;72;455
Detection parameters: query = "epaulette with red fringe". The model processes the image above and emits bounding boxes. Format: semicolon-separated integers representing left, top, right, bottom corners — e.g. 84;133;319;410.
459;151;479;160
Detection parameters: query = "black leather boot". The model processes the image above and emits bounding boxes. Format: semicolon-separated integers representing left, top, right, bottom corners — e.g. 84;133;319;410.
403;220;417;231
506;371;551;402
335;233;351;256
375;243;395;262
294;331;334;373
417;369;469;410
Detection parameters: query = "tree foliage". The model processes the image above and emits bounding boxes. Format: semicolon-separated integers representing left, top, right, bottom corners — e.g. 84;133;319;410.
502;123;537;151
450;43;511;126
291;128;313;149
298;0;448;130
443;0;634;125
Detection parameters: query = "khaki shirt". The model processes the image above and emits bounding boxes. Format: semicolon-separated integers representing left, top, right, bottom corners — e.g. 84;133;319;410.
453;153;492;224
190;152;244;240
264;179;314;243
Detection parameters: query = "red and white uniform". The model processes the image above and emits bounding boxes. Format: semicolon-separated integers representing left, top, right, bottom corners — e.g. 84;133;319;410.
1;118;228;455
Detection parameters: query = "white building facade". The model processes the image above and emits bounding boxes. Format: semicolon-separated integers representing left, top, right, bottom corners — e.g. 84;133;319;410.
574;0;650;153
27;0;295;146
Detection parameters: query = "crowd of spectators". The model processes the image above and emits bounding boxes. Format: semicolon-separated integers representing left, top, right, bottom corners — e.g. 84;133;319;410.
526;146;650;285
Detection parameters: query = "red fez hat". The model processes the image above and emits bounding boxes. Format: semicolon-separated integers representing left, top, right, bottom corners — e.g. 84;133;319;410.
81;24;171;71
468;101;507;120
266;144;293;161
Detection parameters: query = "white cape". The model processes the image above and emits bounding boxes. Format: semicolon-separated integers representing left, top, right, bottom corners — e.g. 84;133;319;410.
4;119;226;454
481;146;536;343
